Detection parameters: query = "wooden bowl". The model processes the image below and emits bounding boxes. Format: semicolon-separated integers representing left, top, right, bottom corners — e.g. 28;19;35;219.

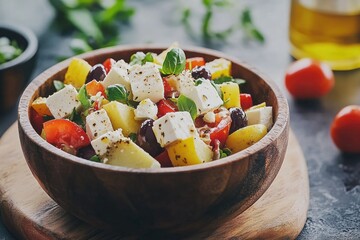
18;45;289;236
0;23;38;112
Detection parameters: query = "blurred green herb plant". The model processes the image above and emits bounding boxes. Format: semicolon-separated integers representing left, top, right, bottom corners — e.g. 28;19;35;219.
182;0;265;44
49;0;134;55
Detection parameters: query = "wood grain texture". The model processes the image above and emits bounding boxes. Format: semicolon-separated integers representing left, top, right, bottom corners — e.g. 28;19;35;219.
0;123;308;239
17;46;290;233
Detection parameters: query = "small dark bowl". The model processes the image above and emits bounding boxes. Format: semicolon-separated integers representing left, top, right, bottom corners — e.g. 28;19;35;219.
18;45;289;236
0;23;38;112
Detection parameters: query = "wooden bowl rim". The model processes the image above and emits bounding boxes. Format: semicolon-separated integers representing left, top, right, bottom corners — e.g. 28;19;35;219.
18;44;289;174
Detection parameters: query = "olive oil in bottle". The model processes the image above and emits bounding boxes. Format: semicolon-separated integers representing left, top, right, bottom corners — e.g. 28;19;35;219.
289;0;360;70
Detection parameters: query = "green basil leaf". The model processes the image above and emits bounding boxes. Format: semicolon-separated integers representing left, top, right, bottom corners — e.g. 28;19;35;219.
53;80;65;91
78;85;91;110
90;155;101;162
220;148;232;158
213;76;246;85
195;78;205;86
68;108;85;128
106;84;129;103
161;48;186;75
130;52;154;65
177;94;197;120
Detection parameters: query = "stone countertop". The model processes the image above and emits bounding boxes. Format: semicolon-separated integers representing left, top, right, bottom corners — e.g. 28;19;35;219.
0;0;359;239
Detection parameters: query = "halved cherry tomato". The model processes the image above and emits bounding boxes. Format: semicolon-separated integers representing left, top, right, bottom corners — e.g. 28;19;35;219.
330;105;360;153
30;107;45;134
86;80;106;97
285;58;335;99
186;57;205;70
102;58;116;73
157;99;178;118
155;150;173;167
43;119;90;152
209;114;231;147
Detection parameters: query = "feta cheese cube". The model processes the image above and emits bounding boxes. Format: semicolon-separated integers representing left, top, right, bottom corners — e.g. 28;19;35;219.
115;59;130;72
152;112;198;147
134;98;158;120
129;63;164;103
86;109;114;140
91;129;123;156
46;84;81;119
246;106;273;130
183;80;223;115
101;66;130;92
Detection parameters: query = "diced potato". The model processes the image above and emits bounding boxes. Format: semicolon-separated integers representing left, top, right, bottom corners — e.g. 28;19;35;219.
220;82;240;109
166;137;213;166
105;138;160;169
205;58;231;80
225;124;267;153
31;97;52;116
64;58;91;89
103;101;141;137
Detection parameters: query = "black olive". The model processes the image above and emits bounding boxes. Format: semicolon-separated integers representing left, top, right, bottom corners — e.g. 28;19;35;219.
191;66;212;80
229;108;247;134
137;119;163;157
86;64;106;83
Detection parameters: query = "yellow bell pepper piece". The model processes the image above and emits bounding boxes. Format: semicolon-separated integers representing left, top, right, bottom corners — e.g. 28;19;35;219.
31;97;52;116
220;82;240;109
64;58;91;89
205;58;231;79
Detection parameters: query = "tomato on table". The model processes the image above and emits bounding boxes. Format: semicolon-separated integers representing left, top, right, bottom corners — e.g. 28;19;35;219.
43;119;90;153
157;99;178;118
285;58;334;99
240;93;253;110
102;58;116;73
86;80;106;97
330;105;360;154
186;57;205;70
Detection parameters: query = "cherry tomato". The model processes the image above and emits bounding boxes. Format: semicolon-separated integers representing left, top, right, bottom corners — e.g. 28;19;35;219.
162;77;175;97
43;119;90;152
330;105;360;153
86;80;106;97
195;112;232;147
186;57;205;70
102;58;116;73
209;114;231;147
30;107;45;134
157;99;178;118
285;58;335;99
240;93;253;110
155;150;173;167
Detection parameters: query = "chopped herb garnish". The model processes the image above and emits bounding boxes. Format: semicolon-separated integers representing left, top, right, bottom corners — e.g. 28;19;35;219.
68;108;85;128
90;155;101;162
161;48;186;75
129;132;137;143
177;94;197;120
220;148;232;158
78;85;91;110
213;76;246;86
0;37;22;64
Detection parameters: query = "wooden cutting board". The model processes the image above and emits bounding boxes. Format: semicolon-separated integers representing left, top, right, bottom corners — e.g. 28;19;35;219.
0;123;309;239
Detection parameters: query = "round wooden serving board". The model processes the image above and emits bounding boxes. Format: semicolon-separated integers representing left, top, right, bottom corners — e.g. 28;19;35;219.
0;123;309;239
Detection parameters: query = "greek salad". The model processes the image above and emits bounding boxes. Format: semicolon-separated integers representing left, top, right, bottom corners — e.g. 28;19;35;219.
30;44;273;169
